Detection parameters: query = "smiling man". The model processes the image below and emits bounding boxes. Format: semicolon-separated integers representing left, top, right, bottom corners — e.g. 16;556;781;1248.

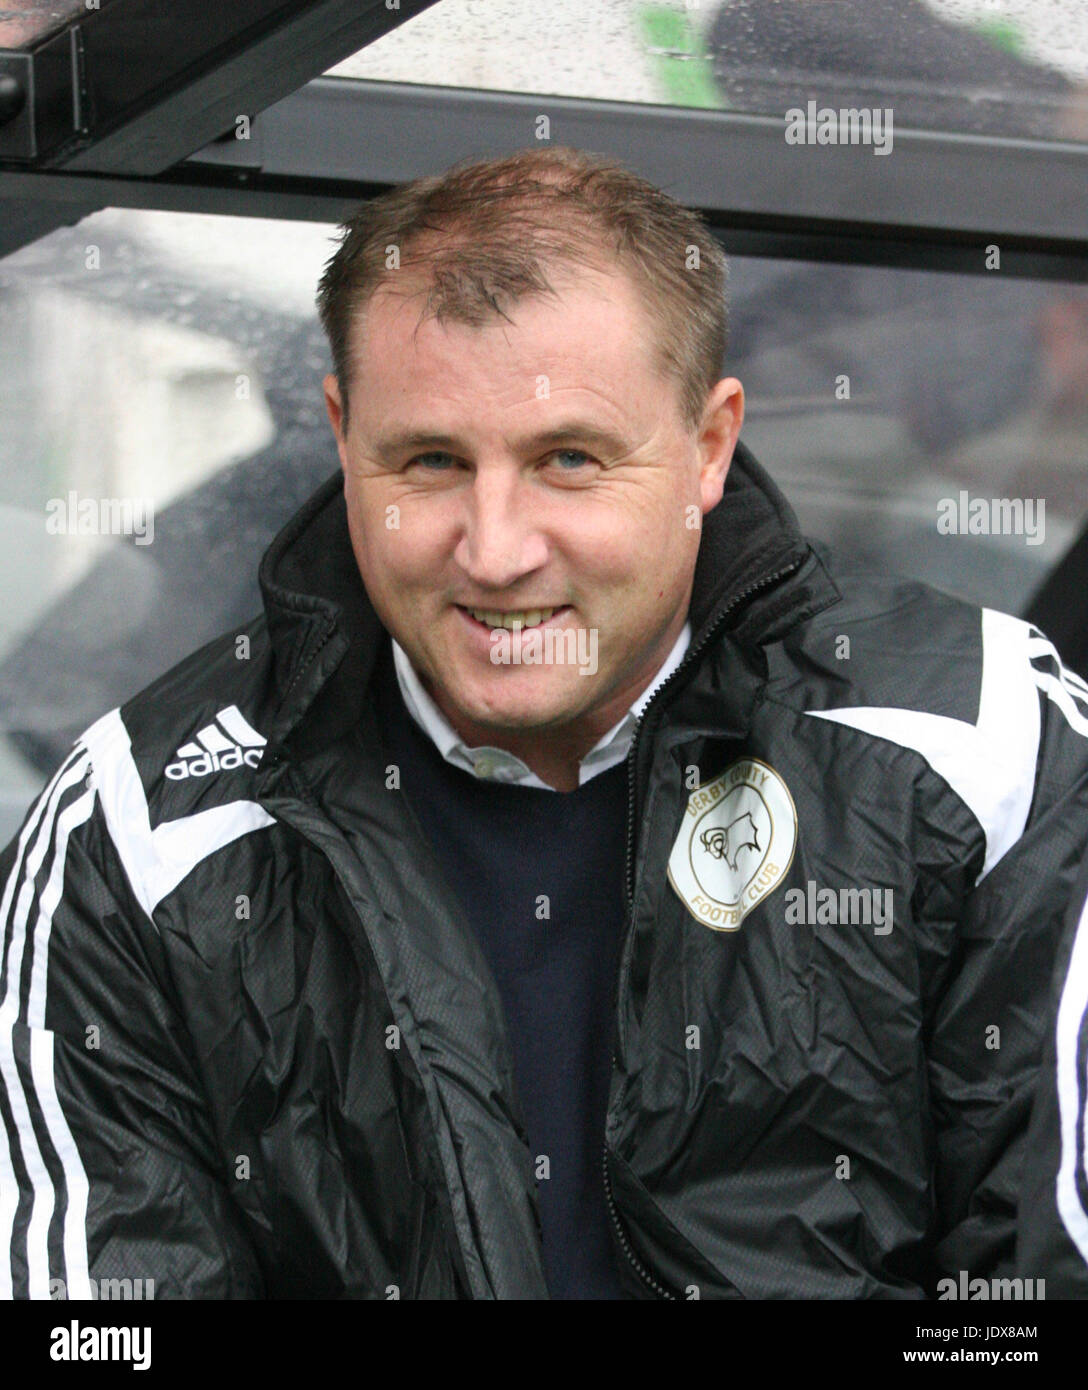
324;250;741;792
3;147;1088;1302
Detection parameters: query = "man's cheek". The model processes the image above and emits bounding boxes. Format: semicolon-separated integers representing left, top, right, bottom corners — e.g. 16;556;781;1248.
369;519;423;574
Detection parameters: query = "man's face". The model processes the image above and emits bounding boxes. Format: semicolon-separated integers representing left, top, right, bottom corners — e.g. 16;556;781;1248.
323;260;743;752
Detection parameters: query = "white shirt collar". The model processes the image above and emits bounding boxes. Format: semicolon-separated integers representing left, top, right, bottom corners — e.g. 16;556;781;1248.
391;621;692;791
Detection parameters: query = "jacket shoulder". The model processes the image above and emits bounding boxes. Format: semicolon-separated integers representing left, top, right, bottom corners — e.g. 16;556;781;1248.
774;565;987;721
768;561;1088;881
119;615;273;777
70;616;279;923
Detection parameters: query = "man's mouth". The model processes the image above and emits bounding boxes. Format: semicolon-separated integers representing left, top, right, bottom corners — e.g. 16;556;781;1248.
457;605;570;631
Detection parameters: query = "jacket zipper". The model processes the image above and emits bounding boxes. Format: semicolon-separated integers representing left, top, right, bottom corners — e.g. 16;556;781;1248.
603;558;804;1299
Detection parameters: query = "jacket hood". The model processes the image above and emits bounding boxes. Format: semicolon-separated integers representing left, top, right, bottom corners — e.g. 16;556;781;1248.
256;439;840;759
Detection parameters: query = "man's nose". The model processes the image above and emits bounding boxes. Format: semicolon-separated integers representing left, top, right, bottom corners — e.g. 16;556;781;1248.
453;469;550;589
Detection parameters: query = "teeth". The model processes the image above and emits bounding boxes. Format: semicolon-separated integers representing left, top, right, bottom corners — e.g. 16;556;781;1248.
468;606;558;630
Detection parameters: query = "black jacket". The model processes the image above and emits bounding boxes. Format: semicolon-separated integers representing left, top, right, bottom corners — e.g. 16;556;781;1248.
4;442;1087;1299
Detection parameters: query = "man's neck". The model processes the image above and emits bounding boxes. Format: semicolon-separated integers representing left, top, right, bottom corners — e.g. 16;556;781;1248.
421;681;623;792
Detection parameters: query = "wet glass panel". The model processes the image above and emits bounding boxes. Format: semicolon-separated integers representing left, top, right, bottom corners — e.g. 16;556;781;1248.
327;0;1088;140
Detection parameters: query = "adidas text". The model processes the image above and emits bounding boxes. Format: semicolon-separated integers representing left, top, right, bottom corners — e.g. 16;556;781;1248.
165;747;263;779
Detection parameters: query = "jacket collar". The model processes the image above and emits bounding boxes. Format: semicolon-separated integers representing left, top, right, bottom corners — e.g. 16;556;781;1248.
256;439;840;760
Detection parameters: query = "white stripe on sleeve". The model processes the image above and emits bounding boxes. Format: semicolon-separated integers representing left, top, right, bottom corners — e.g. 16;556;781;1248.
1056;887;1088;1266
805;609;1040;882
0;752;90;1299
82;708;275;920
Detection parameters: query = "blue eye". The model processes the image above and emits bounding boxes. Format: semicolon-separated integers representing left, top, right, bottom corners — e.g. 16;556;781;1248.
411;452;455;470
553;449;591;470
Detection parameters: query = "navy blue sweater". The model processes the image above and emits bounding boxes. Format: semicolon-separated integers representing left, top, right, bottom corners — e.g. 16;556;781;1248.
373;644;628;1298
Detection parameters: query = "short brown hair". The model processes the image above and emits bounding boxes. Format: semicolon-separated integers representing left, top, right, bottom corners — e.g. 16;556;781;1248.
315;145;728;434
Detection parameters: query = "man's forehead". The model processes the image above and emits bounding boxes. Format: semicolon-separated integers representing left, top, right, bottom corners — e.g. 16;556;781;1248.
352;258;647;348
345;263;659;403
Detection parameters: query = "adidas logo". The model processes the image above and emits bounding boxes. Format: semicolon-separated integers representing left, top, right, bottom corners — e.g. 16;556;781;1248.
165;705;266;780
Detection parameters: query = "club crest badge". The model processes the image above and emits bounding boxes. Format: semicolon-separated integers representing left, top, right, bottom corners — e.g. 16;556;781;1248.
667;758;798;931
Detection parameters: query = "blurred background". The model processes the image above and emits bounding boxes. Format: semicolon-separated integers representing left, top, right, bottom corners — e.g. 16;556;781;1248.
0;0;1086;838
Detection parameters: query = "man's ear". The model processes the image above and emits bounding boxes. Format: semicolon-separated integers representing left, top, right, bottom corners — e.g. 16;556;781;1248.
698;377;745;515
323;373;350;472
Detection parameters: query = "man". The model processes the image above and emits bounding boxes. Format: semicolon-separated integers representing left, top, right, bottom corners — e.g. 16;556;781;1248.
2;146;1087;1300
1016;852;1088;1297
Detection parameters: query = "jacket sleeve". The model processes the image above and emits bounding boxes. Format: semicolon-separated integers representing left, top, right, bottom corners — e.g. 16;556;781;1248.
926;618;1088;1289
0;738;265;1299
1014;850;1088;1294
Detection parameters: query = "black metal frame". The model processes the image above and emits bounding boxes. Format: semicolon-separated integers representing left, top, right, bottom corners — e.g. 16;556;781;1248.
0;26;79;163
0;0;439;255
3;75;1087;281
0;0;440;170
236;78;1088;281
0;0;1084;284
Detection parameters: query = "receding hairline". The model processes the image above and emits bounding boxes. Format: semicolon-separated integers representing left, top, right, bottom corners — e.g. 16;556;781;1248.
316;145;730;434
337;244;690;418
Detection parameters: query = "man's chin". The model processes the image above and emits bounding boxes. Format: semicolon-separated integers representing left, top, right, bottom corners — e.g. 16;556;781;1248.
438;672;594;737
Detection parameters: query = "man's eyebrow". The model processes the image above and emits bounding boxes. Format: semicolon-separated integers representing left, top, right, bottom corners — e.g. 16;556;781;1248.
370;422;631;459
